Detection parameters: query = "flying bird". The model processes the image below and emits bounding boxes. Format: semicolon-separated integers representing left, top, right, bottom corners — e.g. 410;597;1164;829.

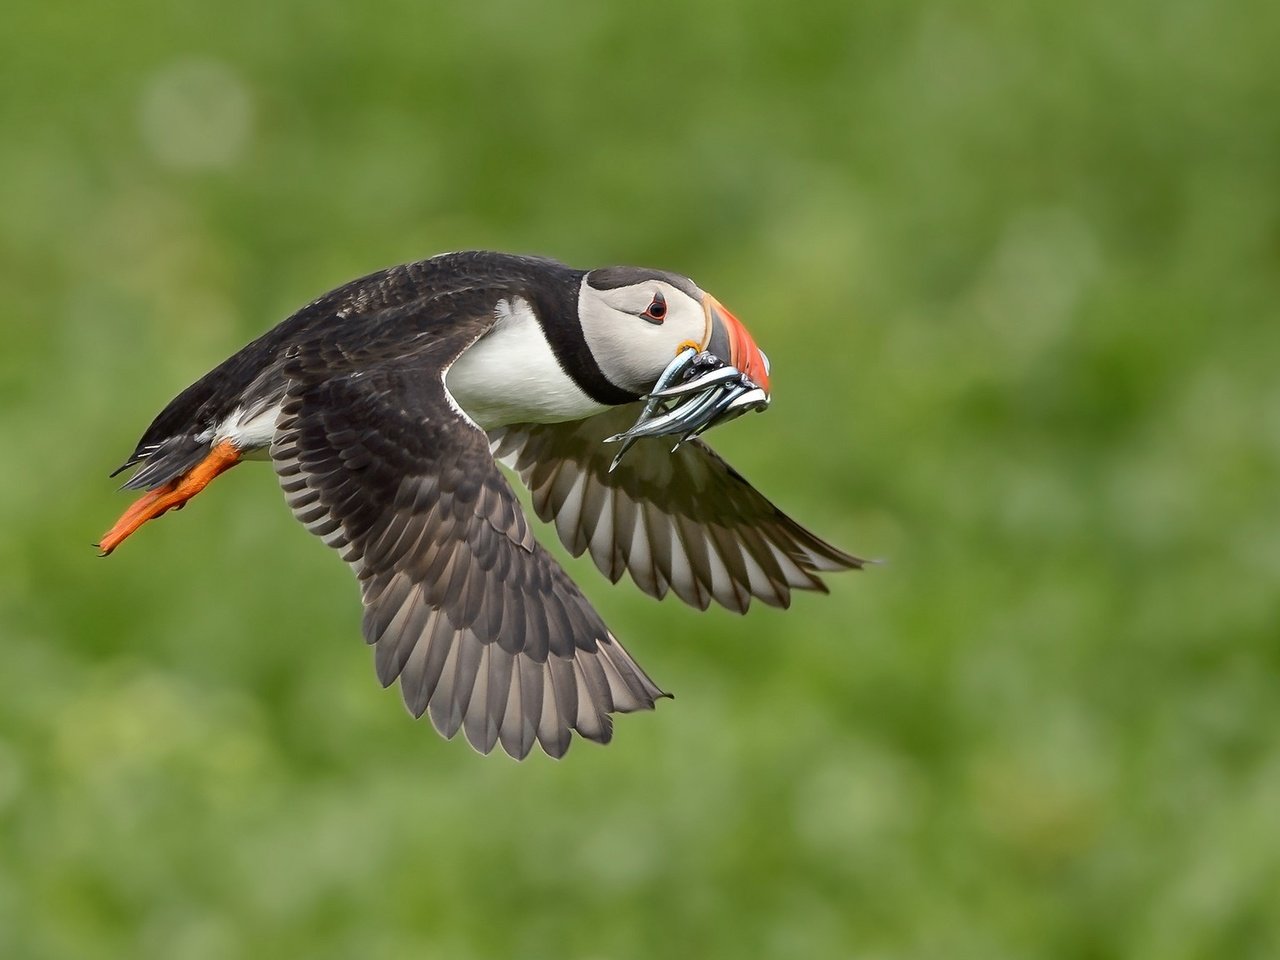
100;251;862;758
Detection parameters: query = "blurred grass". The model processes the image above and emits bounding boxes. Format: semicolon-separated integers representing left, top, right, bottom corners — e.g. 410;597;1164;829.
3;0;1280;957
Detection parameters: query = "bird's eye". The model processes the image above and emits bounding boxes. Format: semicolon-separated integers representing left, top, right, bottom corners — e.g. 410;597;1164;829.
641;292;667;324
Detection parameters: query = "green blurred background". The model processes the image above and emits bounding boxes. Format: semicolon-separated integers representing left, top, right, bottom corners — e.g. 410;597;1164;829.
3;1;1279;957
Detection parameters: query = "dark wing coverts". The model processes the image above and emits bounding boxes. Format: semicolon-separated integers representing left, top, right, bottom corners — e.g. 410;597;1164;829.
271;294;665;759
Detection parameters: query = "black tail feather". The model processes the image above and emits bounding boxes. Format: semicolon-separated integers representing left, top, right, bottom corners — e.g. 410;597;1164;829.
116;435;211;491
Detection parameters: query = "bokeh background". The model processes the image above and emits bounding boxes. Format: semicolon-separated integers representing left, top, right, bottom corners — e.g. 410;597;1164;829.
3;1;1279;957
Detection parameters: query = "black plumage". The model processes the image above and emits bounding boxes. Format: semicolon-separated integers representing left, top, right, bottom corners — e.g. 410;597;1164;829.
271;308;665;757
114;253;588;490
104;250;862;759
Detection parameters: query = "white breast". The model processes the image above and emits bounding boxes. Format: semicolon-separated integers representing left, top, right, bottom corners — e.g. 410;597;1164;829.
446;296;609;430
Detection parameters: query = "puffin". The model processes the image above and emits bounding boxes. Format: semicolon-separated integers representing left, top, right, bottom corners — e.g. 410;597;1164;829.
100;251;862;759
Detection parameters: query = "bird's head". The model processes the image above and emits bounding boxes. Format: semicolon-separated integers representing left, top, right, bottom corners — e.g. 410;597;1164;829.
579;267;771;397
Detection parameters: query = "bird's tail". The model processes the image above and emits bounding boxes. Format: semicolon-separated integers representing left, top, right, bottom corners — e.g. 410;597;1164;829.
98;440;242;555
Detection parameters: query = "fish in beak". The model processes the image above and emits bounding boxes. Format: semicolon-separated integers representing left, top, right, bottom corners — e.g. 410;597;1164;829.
702;294;771;395
605;293;773;469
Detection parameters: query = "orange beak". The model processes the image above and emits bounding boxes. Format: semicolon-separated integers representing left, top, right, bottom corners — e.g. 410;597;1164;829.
702;294;771;394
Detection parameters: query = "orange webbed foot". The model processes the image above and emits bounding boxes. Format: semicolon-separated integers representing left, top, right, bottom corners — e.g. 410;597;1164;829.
98;441;241;555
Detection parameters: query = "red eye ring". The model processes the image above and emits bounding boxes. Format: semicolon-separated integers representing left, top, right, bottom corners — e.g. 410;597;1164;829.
641;292;667;324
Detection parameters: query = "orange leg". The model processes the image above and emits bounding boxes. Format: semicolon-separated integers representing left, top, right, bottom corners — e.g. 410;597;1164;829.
98;441;242;556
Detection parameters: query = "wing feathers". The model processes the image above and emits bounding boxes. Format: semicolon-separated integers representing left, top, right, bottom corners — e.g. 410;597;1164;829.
272;345;665;760
491;406;863;615
426;629;466;737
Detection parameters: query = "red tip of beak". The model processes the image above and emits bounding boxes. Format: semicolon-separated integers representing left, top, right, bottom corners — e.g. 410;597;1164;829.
704;296;771;393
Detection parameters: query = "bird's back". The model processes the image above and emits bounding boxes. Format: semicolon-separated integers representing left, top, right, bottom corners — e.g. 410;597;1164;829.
117;251;580;481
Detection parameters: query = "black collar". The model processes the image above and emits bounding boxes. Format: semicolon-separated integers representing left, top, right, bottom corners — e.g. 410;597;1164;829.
528;273;641;406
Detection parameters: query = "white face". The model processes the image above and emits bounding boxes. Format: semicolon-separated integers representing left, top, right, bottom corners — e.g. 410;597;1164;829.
578;272;709;394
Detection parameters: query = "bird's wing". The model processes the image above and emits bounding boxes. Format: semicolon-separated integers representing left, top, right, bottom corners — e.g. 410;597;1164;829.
490;405;864;614
270;300;665;760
